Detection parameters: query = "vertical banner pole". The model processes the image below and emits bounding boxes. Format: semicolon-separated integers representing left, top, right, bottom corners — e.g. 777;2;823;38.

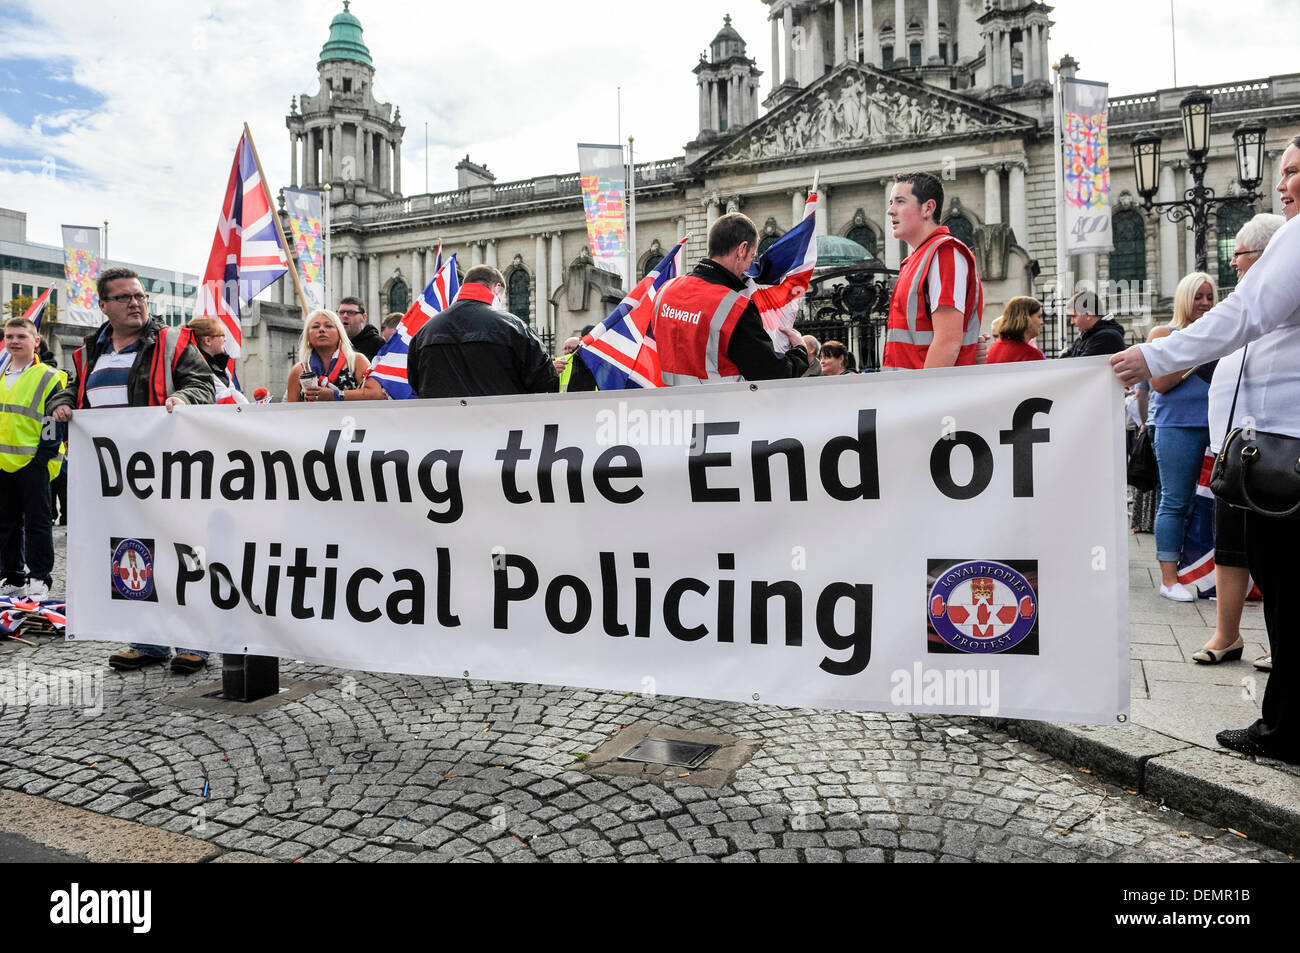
1052;70;1069;346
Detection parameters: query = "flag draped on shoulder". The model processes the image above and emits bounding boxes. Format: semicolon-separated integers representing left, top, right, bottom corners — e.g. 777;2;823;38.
577;237;687;390
747;190;818;349
370;249;460;399
193;130;290;359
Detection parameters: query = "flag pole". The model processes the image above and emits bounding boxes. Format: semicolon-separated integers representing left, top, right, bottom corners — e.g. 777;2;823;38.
243;122;311;317
322;182;332;307
1051;70;1068;347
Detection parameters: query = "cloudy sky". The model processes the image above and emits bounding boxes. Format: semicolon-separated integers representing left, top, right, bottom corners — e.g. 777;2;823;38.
0;0;1294;277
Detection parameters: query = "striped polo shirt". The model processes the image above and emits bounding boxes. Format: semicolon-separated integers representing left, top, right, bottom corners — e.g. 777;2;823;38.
85;327;143;408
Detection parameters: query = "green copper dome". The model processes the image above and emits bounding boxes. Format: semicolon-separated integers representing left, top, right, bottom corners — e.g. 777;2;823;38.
320;1;372;66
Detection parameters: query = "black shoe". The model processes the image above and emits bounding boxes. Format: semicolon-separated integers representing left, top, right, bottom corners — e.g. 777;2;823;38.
170;652;207;674
109;649;167;671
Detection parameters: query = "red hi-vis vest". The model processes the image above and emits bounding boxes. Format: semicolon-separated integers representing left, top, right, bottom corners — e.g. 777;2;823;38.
72;326;194;408
882;227;983;370
653;276;753;385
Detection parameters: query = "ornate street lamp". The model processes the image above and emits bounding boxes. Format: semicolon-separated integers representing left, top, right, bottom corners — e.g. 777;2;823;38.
1129;90;1267;273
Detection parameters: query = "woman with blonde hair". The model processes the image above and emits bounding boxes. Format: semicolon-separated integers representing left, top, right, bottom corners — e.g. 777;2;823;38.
1147;271;1217;601
287;309;385;402
986;296;1045;363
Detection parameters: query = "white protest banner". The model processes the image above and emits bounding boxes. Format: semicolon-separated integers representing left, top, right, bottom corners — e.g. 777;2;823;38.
68;358;1129;724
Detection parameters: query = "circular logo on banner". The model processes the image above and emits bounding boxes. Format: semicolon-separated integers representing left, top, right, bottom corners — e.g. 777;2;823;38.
111;539;155;601
928;560;1037;654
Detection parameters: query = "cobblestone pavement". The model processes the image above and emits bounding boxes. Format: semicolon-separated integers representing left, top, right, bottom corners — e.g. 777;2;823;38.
0;638;1291;863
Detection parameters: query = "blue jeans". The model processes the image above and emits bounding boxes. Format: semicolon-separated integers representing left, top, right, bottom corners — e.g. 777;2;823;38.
130;644;209;660
1153;425;1210;563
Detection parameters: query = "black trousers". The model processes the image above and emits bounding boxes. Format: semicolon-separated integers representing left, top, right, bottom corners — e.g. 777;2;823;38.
1245;511;1299;759
51;466;67;523
0;459;54;585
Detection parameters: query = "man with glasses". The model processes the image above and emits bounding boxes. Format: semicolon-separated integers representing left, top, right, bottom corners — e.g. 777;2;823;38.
48;267;214;673
336;296;384;361
407;265;557;398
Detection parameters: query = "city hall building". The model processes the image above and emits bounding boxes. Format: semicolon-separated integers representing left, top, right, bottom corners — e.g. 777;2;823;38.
265;0;1299;377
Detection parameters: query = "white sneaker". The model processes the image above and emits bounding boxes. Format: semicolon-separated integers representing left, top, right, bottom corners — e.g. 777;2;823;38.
0;581;28;600
26;579;50;602
1160;582;1196;602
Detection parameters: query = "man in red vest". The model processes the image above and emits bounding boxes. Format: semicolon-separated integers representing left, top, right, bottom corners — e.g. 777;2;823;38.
654;213;809;384
882;172;984;369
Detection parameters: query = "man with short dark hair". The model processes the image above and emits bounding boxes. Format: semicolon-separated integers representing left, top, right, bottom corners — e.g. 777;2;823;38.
652;212;808;384
337;296;384;360
882;172;983;369
1059;290;1125;358
381;311;404;342
407;264;557;398
47;266;214;674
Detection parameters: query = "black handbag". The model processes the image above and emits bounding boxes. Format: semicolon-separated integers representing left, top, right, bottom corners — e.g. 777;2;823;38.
1127;426;1159;491
1209;346;1300;519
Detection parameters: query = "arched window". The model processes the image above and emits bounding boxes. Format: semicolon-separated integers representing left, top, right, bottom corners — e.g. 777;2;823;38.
1216;201;1255;290
943;212;974;247
508;268;531;323
1108;209;1147;288
909;42;922;67
758;235;781;256
641;254;663;279
387;279;408;315
846;224;878;258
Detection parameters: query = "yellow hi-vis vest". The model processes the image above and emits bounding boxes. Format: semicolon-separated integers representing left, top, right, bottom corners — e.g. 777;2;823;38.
0;361;66;477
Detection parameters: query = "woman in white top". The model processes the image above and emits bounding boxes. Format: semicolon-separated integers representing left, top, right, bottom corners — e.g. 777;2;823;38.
1111;134;1300;764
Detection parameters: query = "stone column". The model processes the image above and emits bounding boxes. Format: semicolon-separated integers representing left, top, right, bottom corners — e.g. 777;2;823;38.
1001;30;1012;85
1037;24;1049;82
869;1;879;65
834;0;846;66
485;237;498;269
1268;150;1285;215
424;246;437;282
1079;252;1097;293
1184;165;1197;274
410;248;422;294
790;188;805;225
368;254;381;323
982;164;1003;225
984;32;995;86
728;75;739;131
379;138;390;193
471;241;483;267
816;185;830;237
322;127;333;183
345;252;358;300
393;139;401;195
710;81;720;133
333;125;343;182
698;79;707;131
1025;23;1038;84
770;16;781;91
882;178;902;271
534;234;548;331
894;0;905;66
706;194;720;232
290;135;298;188
927;0;940;62
549;233;564;302
783;5;795;83
1008;159;1027;245
1158;162;1180;298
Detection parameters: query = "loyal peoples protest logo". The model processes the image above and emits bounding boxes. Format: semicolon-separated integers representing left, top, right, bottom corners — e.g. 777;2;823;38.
927;558;1038;655
110;538;157;602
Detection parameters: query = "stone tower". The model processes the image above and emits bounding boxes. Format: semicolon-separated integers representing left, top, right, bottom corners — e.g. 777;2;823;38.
286;1;405;208
688;16;763;162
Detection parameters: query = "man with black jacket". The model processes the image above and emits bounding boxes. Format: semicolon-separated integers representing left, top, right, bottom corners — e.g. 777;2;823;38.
407;265;558;398
338;296;385;361
653;213;809;384
1059;291;1126;358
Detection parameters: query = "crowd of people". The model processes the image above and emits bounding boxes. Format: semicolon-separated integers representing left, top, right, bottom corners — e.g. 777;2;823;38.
4;150;1297;767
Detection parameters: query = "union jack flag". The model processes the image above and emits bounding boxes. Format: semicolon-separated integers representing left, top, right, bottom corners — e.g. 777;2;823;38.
370;248;460;399
747;189;818;351
193;130;289;359
578;237;687;390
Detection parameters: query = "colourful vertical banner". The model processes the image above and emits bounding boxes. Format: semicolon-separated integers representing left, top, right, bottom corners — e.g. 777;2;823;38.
577;142;628;285
1062;79;1113;255
61;224;101;326
283;187;325;311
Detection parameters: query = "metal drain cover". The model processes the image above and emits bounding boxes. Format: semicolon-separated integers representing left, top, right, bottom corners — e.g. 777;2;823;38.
618;738;719;769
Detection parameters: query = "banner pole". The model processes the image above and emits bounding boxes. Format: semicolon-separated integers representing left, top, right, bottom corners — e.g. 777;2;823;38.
323;183;332;308
244;123;310;317
627;135;636;290
1052;70;1069;347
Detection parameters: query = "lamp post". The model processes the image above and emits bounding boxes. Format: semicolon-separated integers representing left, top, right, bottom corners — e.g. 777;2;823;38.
1129;90;1268;273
